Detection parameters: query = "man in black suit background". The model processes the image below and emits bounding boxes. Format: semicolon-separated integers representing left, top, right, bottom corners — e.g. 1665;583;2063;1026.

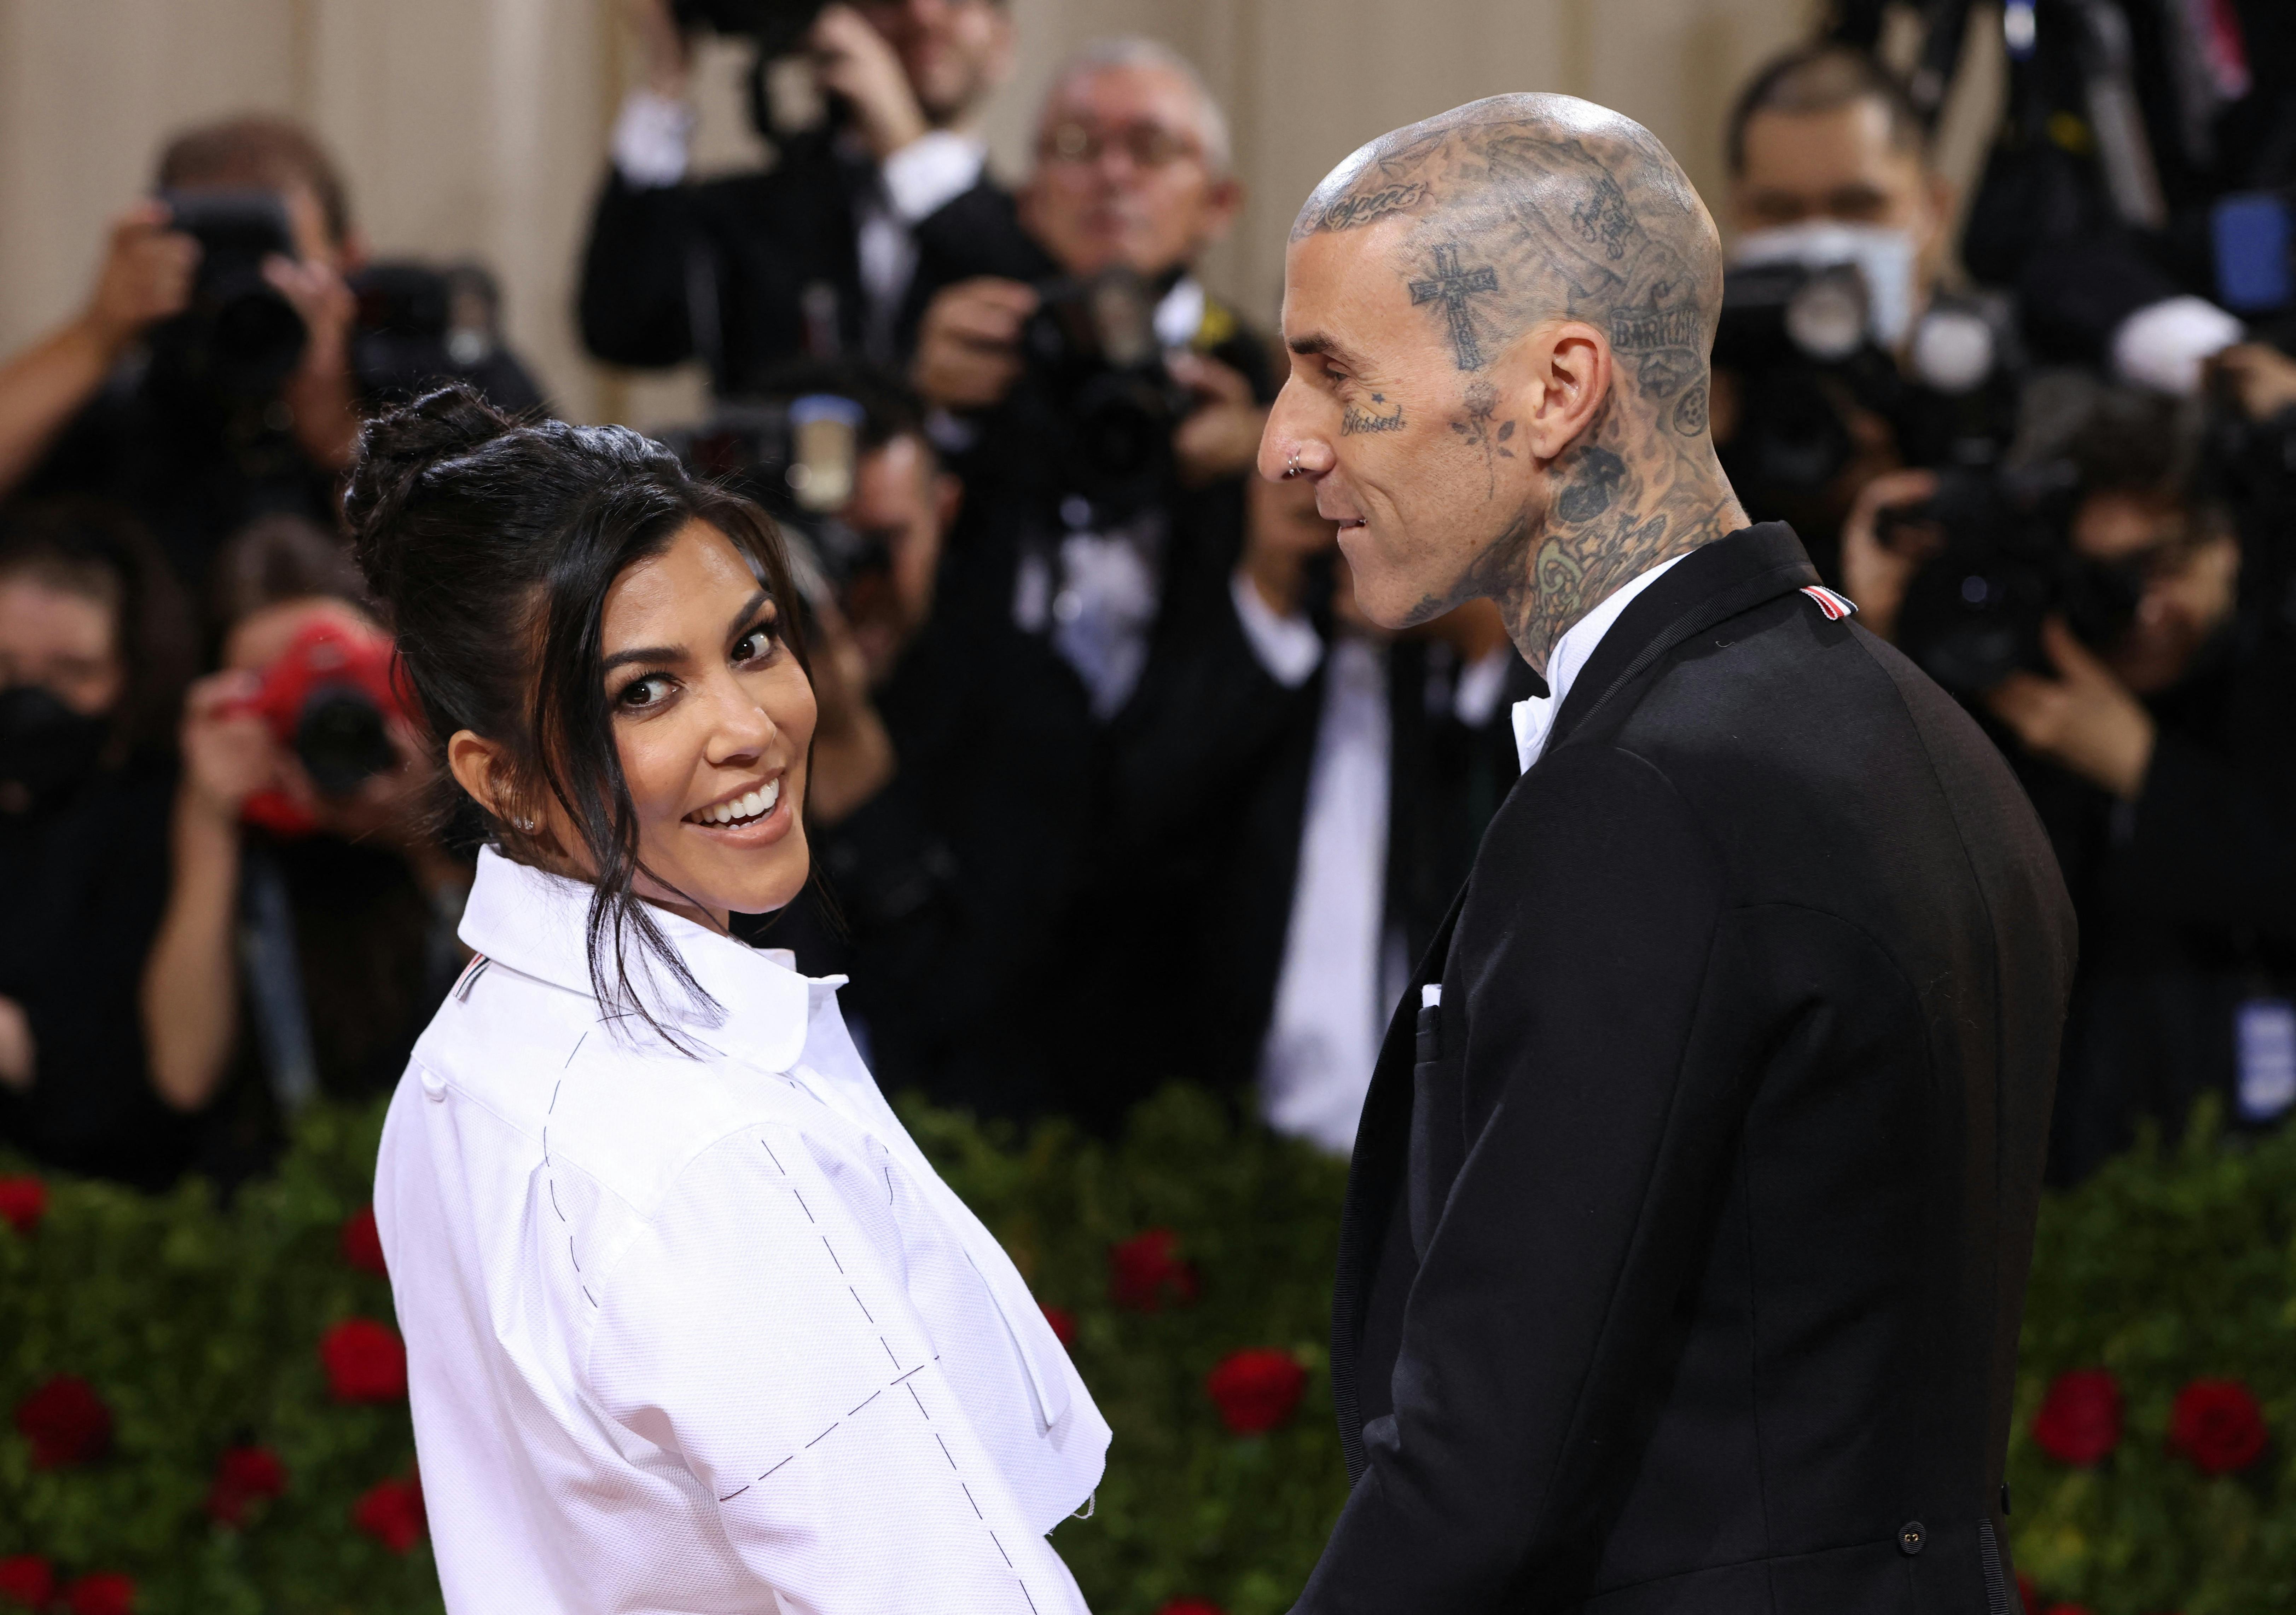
1260;95;2077;1611
580;0;1016;388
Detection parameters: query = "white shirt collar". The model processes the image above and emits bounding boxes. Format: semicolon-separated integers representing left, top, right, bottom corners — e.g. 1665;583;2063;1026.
1154;276;1207;349
1511;551;1693;773
457;846;812;1073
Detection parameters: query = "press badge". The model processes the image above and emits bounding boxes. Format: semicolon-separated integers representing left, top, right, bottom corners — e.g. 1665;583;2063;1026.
2234;998;2296;1122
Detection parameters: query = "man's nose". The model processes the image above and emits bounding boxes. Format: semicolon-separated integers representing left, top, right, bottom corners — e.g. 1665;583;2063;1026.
1257;379;1318;484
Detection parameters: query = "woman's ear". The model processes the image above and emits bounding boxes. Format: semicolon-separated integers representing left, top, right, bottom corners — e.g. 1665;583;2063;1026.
446;729;516;824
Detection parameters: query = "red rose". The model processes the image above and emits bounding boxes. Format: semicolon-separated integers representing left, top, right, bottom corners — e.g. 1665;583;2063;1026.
1155;1603;1226;1615
1041;1305;1077;1347
1109;1229;1199;1312
0;1556;54;1608
340;1205;388;1278
1205;1347;1308;1435
62;1573;135;1615
2032;1368;2121;1466
207;1444;288;1527
320;1318;407;1403
14;1374;113;1468
2017;1573;2038;1613
0;1176;45;1236
2168;1378;2267;1475
352;1474;428;1553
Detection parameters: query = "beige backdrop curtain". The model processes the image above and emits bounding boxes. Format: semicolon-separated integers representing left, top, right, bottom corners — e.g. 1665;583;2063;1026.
0;0;1833;428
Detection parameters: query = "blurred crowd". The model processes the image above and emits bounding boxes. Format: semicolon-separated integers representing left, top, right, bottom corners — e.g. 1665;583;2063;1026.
2;0;2294;1194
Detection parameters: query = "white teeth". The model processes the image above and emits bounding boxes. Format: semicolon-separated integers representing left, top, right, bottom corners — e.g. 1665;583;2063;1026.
696;779;780;826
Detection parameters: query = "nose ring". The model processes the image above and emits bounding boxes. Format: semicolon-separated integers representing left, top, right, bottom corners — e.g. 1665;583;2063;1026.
1285;449;1302;479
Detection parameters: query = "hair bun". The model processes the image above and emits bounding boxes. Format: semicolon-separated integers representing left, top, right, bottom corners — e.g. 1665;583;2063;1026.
344;382;516;592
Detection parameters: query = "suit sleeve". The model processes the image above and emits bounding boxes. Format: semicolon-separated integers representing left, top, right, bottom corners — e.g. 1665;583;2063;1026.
1295;745;1749;1613
585;1127;1080;1615
577;171;704;369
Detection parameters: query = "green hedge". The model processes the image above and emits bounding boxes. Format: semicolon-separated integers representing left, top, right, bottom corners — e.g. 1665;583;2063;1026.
2;1089;2290;1614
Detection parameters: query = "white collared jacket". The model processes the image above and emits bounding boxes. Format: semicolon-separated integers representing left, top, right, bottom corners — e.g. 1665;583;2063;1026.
375;848;1108;1614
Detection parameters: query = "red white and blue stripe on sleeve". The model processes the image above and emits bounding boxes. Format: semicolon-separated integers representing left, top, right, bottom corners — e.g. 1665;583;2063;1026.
1801;585;1857;621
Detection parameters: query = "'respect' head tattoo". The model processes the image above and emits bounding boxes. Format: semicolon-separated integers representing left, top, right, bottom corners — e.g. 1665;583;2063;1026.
1295;94;1724;421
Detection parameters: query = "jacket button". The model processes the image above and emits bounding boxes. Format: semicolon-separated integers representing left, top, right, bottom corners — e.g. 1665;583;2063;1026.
1897;1521;1925;1556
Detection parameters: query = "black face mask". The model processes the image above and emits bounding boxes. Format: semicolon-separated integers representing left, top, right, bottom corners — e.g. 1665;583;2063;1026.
0;684;112;809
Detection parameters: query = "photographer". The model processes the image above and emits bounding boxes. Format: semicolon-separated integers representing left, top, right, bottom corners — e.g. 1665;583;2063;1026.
0;116;540;596
140;516;470;1173
1715;45;1994;579
725;365;1099;1117
1846;383;2296;1180
581;0;1017;387
0;501;199;1189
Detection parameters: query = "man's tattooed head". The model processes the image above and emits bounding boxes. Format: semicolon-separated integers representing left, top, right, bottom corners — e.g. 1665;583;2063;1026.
1295;93;1724;424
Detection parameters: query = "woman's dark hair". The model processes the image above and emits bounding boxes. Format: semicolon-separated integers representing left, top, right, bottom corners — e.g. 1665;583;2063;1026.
344;382;810;1038
0;497;196;757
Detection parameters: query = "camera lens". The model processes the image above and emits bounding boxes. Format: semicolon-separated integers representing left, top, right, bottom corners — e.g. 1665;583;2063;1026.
295;687;395;795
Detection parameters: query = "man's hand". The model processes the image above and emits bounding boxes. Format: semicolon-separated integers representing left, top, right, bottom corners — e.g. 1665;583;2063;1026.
265;251;362;471
79;202;199;358
1169;351;1268;488
0;996;33;1093
810;3;929;160
911;278;1036;411
180;671;277;825
802;596;897;826
627;0;691;97
2213;342;2296;424
1986;618;2157;800
1838;468;1940;644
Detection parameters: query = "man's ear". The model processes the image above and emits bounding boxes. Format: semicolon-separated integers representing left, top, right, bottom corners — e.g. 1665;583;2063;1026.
932;470;964;537
1199;174;1245;244
1521;319;1611;464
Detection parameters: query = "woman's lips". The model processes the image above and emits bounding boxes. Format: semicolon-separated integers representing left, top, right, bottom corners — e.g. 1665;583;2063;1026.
682;776;797;848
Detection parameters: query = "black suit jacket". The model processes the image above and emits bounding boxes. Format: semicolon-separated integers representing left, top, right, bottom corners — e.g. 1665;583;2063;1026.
577;133;1029;391
1301;523;2077;1614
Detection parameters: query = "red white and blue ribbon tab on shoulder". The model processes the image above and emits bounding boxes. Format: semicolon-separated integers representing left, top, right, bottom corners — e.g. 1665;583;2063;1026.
1801;585;1858;621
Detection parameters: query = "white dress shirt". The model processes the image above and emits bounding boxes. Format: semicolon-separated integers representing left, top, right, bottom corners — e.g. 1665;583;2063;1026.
1511;553;1691;772
1229;578;1513;1154
376;849;1106;1615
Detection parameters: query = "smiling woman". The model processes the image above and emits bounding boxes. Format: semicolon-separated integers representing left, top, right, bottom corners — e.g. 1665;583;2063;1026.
344;384;1108;1615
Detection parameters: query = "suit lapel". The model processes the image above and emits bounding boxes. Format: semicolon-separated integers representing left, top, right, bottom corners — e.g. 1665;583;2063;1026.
1545;523;1820;757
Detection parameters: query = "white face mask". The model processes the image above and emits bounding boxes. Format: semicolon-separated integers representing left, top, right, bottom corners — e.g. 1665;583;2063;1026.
1731;222;1919;351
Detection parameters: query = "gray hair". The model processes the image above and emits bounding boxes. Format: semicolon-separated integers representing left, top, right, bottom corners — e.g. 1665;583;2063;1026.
1043;37;1233;175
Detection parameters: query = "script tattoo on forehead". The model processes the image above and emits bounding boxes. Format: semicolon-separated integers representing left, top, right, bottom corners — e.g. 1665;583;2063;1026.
1310;181;1428;232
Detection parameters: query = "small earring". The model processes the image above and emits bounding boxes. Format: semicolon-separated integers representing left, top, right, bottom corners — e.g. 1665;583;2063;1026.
515;813;536;833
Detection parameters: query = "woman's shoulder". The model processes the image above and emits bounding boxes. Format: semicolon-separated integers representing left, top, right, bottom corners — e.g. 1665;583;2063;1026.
407;956;841;1222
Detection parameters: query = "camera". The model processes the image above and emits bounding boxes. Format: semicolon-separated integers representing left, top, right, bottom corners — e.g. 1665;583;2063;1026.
670;0;828;58
147;189;307;398
662;393;880;612
1006;268;1192;523
235;617;411;837
351;261;515;404
1885;465;2143;697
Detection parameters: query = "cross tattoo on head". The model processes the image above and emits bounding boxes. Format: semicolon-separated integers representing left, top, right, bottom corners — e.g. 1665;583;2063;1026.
1411;243;1501;370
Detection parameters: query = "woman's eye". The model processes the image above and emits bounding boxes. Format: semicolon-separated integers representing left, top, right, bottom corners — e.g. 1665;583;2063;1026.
616;674;675;710
733;626;777;666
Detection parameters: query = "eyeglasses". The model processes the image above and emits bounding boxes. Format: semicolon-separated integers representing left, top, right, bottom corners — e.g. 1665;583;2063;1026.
1041;120;1203;170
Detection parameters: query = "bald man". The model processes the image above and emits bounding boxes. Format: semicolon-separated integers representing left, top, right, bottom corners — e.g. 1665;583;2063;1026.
1263;97;2076;1613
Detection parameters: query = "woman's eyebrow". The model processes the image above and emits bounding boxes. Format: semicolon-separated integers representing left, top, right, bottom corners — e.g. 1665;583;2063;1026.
600;642;685;673
726;589;769;641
